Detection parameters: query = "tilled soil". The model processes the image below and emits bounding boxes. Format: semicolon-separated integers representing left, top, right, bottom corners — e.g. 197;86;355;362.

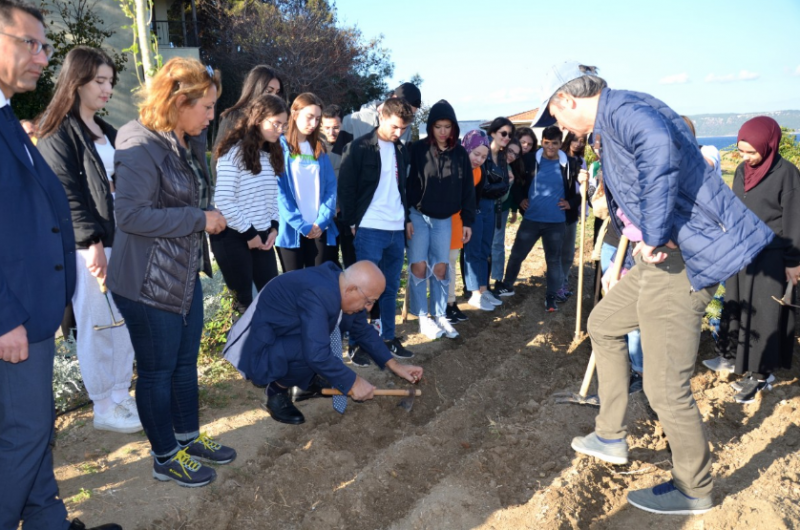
54;227;800;529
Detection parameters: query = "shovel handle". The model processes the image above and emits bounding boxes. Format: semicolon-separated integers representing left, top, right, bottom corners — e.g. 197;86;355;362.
321;388;421;397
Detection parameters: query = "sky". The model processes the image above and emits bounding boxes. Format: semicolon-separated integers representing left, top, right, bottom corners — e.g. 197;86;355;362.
333;0;800;121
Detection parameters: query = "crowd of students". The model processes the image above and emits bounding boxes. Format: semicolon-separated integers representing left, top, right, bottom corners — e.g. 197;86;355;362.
2;0;798;523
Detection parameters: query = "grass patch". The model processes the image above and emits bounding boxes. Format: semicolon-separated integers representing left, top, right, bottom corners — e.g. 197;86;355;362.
69;488;92;504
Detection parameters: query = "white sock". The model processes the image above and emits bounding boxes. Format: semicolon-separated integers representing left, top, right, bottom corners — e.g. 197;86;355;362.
112;388;131;404
94;397;116;416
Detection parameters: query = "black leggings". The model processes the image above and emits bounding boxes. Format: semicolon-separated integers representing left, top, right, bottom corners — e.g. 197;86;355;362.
210;227;279;310
277;233;340;272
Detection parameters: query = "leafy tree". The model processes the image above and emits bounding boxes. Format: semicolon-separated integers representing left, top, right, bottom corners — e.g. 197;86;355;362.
12;0;127;119
779;126;800;168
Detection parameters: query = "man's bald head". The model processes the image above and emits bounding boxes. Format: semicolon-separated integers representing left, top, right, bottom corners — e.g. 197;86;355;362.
340;261;386;314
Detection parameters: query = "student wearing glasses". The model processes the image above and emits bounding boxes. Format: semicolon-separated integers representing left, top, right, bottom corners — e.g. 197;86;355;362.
490;136;522;292
276;92;339;271
211;94;288;313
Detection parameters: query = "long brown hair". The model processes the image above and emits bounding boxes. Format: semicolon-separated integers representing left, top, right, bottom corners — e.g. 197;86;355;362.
220;65;284;121
285;92;325;159
215;94;287;175
38;46;118;140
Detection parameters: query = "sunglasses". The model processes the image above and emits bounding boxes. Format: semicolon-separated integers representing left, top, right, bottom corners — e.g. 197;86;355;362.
498;131;511;138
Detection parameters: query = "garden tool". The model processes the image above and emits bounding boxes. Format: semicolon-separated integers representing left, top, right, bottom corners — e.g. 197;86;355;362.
322;388;421;412
574;177;589;343
555;236;628;405
94;277;125;331
772;282;800;309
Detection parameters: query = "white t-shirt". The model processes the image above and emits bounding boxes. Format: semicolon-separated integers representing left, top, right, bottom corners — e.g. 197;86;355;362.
700;145;722;179
290;141;321;225
359;139;405;231
95;135;115;180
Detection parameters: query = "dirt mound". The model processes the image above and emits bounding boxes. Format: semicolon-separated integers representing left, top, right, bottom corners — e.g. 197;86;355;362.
53;229;800;529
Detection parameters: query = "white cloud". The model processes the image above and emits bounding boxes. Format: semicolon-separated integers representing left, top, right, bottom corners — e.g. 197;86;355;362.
794;65;800;76
659;73;689;85
705;70;760;83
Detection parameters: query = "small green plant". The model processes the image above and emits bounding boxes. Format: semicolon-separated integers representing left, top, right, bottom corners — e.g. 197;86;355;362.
69;488;92;504
79;463;100;475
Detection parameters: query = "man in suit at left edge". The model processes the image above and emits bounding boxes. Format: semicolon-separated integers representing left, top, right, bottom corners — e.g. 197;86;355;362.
0;1;120;528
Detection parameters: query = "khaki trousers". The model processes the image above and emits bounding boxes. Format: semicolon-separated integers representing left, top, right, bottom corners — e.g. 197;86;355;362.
587;248;716;497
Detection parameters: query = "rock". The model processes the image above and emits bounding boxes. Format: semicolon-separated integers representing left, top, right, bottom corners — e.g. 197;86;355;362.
542;461;557;472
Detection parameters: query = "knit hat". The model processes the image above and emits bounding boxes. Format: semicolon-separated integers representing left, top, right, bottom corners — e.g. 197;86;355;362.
394;83;422;109
462;129;490;153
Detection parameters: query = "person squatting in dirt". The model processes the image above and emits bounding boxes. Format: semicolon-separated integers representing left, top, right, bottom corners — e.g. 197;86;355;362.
531;61;773;515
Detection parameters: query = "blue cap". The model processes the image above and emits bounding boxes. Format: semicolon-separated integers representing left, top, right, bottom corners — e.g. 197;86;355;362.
530;61;588;128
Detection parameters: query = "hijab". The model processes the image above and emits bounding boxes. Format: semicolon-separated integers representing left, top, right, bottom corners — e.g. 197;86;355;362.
737;116;782;192
461;129;490;154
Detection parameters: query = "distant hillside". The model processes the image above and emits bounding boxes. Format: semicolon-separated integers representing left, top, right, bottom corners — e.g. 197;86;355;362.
689;110;800;137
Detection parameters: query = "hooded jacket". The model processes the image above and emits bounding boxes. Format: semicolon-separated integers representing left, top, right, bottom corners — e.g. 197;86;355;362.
406;100;476;226
511;148;580;222
107;120;213;315
594;88;773;290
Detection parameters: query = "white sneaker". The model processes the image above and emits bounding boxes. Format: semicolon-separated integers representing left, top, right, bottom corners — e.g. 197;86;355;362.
118;396;140;417
435;315;459;339
702;355;734;373
482;290;503;306
418;315;444;340
468;292;494;311
94;403;143;434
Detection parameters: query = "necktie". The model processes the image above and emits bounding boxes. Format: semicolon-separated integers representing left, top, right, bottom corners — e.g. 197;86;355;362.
330;326;348;414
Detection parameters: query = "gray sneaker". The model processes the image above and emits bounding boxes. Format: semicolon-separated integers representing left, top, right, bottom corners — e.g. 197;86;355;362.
702;355;734;373
571;431;629;465
627;481;713;515
731;373;775;392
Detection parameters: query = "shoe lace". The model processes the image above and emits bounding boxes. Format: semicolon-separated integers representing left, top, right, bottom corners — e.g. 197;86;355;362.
652;481;677;496
172;448;201;476
194;432;222;451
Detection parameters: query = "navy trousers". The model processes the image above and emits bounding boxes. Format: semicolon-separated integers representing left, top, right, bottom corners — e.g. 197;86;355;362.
0;338;70;530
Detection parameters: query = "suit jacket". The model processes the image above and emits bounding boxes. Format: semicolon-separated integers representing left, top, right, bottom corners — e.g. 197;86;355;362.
0;105;76;342
236;262;392;392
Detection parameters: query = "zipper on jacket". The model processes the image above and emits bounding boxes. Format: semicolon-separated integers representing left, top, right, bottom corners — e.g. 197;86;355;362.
680;189;726;232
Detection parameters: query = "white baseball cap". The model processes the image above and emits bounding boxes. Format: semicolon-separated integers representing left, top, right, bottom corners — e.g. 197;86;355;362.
530;61;591;128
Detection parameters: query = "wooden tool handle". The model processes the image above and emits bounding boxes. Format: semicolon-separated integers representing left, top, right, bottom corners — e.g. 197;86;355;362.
96;276;108;294
321;388;421;397
610;236;629;281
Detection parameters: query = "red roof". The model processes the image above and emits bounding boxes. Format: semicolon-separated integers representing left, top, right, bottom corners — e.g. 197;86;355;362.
507;108;539;122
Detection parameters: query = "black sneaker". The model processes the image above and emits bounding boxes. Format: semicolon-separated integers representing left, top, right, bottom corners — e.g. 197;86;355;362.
385;337;414;359
451;304;468;322
445;304;459;324
494;281;514;297
182;433;237;464
545;296;558;312
351;346;372;367
734;376;773;404
69;519;122;530
730;373;775;392
152;448;216;487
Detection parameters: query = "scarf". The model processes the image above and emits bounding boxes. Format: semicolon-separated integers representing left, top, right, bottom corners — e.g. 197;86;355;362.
737;116;781;192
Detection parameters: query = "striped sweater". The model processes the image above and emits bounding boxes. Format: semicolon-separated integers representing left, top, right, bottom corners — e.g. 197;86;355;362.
214;144;280;238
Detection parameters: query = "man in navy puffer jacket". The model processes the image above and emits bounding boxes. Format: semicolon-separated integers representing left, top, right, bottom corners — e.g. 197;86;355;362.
530;62;773;515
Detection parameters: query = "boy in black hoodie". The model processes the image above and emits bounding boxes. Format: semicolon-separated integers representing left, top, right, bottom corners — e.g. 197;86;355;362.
406;100;475;340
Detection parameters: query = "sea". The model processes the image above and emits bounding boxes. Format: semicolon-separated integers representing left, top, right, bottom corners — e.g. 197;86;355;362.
699;134;800;151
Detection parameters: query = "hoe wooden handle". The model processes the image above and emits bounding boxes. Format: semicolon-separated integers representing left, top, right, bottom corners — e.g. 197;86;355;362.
321;388;421;397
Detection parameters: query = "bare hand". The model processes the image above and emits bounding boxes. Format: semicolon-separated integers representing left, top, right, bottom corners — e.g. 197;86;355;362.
558;198;571;211
786;264;800;286
462;226;472;244
406;222;414;240
520;199;529;211
0;325;28;363
262;229;277;251
601;267;623;293
387;359;424;384
247;234;263;250
349;375;376;401
85;241;107;280
307;224;322;239
204;209;227;235
633;241;676;264
577;169;589;185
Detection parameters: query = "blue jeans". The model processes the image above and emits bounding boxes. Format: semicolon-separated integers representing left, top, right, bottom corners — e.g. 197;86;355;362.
601;242;644;373
464;198;495;292
112;278;204;457
0;339;70;530
491;208;510;281
561;220;578;287
503;219;565;298
354;227;405;340
407;208;451;317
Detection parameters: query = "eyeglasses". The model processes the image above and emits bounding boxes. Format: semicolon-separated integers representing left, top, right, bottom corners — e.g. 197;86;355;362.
356;286;379;306
264;119;287;132
507;151;519;160
0;31;54;60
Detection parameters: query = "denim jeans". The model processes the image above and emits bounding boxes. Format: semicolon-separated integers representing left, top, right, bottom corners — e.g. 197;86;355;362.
503;219;565;298
354;227;405;340
112;278;204;458
407;208;451;317
491;208;510;282
560;220;578;287
464;198;495;292
601;242;644;373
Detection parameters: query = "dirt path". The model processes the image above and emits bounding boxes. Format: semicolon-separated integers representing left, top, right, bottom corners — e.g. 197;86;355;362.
53;226;800;529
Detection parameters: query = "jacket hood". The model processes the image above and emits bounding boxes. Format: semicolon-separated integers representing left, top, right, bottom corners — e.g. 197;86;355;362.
426;99;460;142
535;147;568;167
